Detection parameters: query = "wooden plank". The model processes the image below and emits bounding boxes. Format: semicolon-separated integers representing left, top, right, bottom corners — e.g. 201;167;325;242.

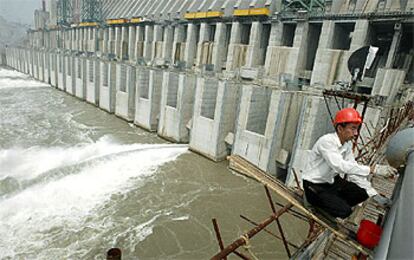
228;155;371;256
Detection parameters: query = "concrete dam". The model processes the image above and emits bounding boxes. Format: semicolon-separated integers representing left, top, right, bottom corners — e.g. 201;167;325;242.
2;0;414;188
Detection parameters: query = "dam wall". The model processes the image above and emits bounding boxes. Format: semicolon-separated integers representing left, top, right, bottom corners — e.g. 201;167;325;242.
5;0;414;184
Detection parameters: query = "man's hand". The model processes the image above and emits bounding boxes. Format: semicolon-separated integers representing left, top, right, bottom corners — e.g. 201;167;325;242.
373;194;392;207
374;165;398;177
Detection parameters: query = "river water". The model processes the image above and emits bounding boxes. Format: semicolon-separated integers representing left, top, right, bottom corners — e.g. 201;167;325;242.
0;67;305;259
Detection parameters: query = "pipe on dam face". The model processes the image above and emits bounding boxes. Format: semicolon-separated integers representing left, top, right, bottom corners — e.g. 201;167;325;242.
375;127;414;259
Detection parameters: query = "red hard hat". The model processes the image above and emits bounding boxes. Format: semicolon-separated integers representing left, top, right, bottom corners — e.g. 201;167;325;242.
334;108;362;125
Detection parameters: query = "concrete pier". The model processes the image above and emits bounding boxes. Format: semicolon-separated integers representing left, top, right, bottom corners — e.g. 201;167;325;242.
50;52;57;87
85;57;100;105
12;49;17;70
102;27;109;54
128;26;137;61
115;63;136;121
33;50;39;79
240;21;268;80
43;51;50;84
17;49;23;72
372;68;406;104
161;25;174;65
171;25;186;65
211;22;229;72
189;76;240;161
24;49;30;74
65;54;75;95
195;23;212;68
152;25;163;64
226;22;248;72
143;25;154;62
184;23;198;68
134;67;163;131
38;51;45;82
28;50;34;77
1;50;6;66
158;71;196;142
232;86;304;178
40;51;49;83
135;26;145;60
99;59;117;113
39;51;45;82
74;56;86;99
57;53;65;91
286;95;338;187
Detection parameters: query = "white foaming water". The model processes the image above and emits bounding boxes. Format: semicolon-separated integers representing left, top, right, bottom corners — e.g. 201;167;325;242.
0;136;153;181
0;68;28;78
0;141;188;258
0;68;49;89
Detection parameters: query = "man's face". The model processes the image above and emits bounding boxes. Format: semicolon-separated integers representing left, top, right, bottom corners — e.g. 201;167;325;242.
338;123;360;143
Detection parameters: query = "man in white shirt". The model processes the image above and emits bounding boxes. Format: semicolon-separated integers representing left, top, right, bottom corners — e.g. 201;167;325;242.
302;108;393;219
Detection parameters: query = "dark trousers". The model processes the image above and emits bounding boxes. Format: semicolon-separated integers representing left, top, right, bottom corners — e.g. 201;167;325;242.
303;176;369;218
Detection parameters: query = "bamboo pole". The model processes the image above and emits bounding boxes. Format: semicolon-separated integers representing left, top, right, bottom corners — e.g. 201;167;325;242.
228;155;370;256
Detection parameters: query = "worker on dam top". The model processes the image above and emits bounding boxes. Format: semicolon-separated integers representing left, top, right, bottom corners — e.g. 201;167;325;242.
302;108;396;219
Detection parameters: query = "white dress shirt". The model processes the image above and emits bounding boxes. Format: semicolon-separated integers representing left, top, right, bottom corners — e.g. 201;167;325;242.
302;133;376;196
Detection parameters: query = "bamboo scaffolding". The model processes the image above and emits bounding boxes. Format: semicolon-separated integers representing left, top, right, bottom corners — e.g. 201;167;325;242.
227;154;371;256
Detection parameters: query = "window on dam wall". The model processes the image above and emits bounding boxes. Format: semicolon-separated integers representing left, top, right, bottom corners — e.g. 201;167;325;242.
258;23;271;66
194;24;201;64
119;65;127;92
365;22;394;77
88;61;94;83
374;22;414;84
108;28;114;44
305;23;322;71
332;22;355;50
52;55;56;72
246;87;272;135
183;25;188;41
160;27;165;41
102;63;109;87
200;80;218;120
282;23;296;47
44;54;48;67
240;23;252;45
136;27;143;42
67;57;71;76
166;73;179;108
59;57;63;73
221;23;232;70
208;24;216;42
138;70;149;99
77;59;81;79
398;23;414;83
